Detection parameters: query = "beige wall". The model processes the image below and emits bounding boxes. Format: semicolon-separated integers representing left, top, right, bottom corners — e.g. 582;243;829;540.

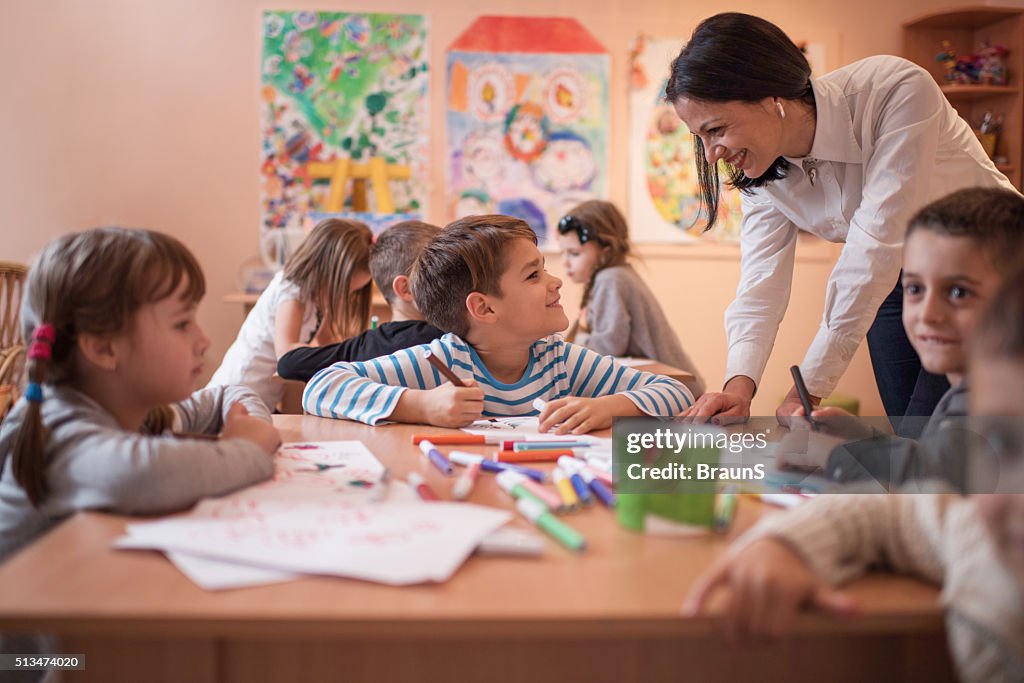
1;0;952;414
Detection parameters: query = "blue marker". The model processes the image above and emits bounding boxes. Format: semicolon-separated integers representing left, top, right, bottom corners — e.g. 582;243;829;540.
556;456;593;505
448;451;547;483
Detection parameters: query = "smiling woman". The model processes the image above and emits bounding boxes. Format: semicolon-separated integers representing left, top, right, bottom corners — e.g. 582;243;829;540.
665;12;1018;430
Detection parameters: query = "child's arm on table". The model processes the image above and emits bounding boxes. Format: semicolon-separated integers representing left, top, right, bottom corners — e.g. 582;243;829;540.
538;343;693;434
682;495;958;643
302;342;483;426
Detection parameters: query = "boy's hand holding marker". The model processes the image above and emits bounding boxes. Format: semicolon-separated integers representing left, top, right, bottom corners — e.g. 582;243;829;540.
221;403;281;454
393;350;484;428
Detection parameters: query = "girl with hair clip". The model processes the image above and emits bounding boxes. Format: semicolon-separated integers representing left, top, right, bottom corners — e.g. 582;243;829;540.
0;228;280;563
557;200;705;397
667;13;1016;430
209;218;373;410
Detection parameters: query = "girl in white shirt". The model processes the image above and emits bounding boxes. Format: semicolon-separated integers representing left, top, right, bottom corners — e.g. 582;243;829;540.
208;218;373;410
666;12;1015;428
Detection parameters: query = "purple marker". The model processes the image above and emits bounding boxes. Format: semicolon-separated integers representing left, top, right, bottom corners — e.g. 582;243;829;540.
419;440;453;476
448;451;547;483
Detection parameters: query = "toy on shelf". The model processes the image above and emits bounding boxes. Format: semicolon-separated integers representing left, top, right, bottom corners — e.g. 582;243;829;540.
936;39;1010;86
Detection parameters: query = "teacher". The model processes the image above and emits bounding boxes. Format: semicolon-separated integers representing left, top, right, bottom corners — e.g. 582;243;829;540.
667;12;1016;426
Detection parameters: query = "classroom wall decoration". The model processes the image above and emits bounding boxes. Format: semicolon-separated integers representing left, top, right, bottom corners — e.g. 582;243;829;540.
260;11;429;234
446;17;610;244
628;36;743;244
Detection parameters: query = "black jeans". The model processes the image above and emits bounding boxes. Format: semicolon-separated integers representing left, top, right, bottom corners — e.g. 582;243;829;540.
865;278;949;437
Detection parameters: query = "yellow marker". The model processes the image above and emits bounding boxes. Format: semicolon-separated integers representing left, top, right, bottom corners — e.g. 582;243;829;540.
553;467;580;512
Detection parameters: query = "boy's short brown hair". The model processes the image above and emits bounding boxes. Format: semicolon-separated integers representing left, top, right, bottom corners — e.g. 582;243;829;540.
411;215;537;338
369;220;441;303
907;187;1024;274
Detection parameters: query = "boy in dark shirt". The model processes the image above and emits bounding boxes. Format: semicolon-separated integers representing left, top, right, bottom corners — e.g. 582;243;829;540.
277;221;443;382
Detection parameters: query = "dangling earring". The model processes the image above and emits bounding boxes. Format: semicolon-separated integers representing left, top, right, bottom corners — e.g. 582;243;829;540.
775;100;786;119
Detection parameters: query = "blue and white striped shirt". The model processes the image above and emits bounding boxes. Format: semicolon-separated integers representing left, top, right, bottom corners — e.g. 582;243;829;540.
302;333;693;425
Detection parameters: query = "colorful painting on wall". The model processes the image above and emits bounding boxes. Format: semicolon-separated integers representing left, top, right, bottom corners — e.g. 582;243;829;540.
260;11;429;234
628;36;743;244
446;17;609;244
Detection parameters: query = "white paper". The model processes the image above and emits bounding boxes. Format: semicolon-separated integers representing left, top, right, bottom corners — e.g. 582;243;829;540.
120;503;511;585
463;417;607;445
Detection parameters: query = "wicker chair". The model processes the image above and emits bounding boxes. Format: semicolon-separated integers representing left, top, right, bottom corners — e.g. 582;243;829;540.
0;262;28;420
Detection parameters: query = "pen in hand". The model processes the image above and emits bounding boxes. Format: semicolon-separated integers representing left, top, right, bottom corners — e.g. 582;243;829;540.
424;350;467;387
789;365;819;431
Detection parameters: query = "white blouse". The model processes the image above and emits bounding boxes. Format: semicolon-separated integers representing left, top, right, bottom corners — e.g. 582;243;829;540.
727;55;1017;398
207;271;318;410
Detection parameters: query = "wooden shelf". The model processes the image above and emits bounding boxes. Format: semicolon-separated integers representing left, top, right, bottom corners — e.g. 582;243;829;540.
903;6;1024;189
904;7;1022;30
940;84;1018;99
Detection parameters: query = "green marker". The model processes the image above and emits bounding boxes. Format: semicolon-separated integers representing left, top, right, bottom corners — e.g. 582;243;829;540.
714;486;739;533
496;470;550;510
370;315;379;330
516;497;586;552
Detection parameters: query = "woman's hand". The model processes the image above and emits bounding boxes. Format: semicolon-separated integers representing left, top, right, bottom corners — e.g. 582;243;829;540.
681;376;754;425
776;384;821;427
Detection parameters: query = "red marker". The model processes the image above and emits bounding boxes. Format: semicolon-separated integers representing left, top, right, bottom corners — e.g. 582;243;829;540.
407;472;440;501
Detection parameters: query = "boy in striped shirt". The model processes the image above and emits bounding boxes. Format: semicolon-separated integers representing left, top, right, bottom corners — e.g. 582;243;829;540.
302;215;693;434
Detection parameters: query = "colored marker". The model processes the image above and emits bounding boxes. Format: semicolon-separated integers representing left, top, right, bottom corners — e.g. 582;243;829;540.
452;462;480;500
496;449;572;463
370;315;379;330
586;465;613;486
516;497;586;553
449;451;547;483
407;472;440;501
518;476;565;512
419;440;453;475
424;350;466;387
496;470;551;510
789;365;819;431
553;468;581;511
513;441;592;451
579;467;616;508
714;486;739;532
557;456;593;505
407;432;520;448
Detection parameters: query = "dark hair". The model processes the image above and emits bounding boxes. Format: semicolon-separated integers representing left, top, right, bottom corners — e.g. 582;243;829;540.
369;220;441;304
972;264;1024;362
411;215;537;338
665;13;815;229
284;218;372;339
907;187;1024;274
558;200;632;342
14;228;205;507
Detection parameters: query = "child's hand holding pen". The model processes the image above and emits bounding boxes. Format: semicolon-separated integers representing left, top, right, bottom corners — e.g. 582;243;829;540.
221;403;282;454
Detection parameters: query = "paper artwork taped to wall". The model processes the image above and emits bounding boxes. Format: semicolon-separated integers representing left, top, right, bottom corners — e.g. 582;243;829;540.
260;11;429;233
628;36;743;244
447;17;609;244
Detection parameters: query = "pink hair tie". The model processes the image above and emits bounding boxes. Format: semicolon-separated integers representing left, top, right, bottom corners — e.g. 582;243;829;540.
32;324;56;344
28;341;52;361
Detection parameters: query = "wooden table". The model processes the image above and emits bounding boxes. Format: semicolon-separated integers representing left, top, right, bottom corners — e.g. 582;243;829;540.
0;417;953;682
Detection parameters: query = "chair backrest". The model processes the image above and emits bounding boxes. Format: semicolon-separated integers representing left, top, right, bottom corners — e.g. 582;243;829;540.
0;262;27;353
0;263;28;406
